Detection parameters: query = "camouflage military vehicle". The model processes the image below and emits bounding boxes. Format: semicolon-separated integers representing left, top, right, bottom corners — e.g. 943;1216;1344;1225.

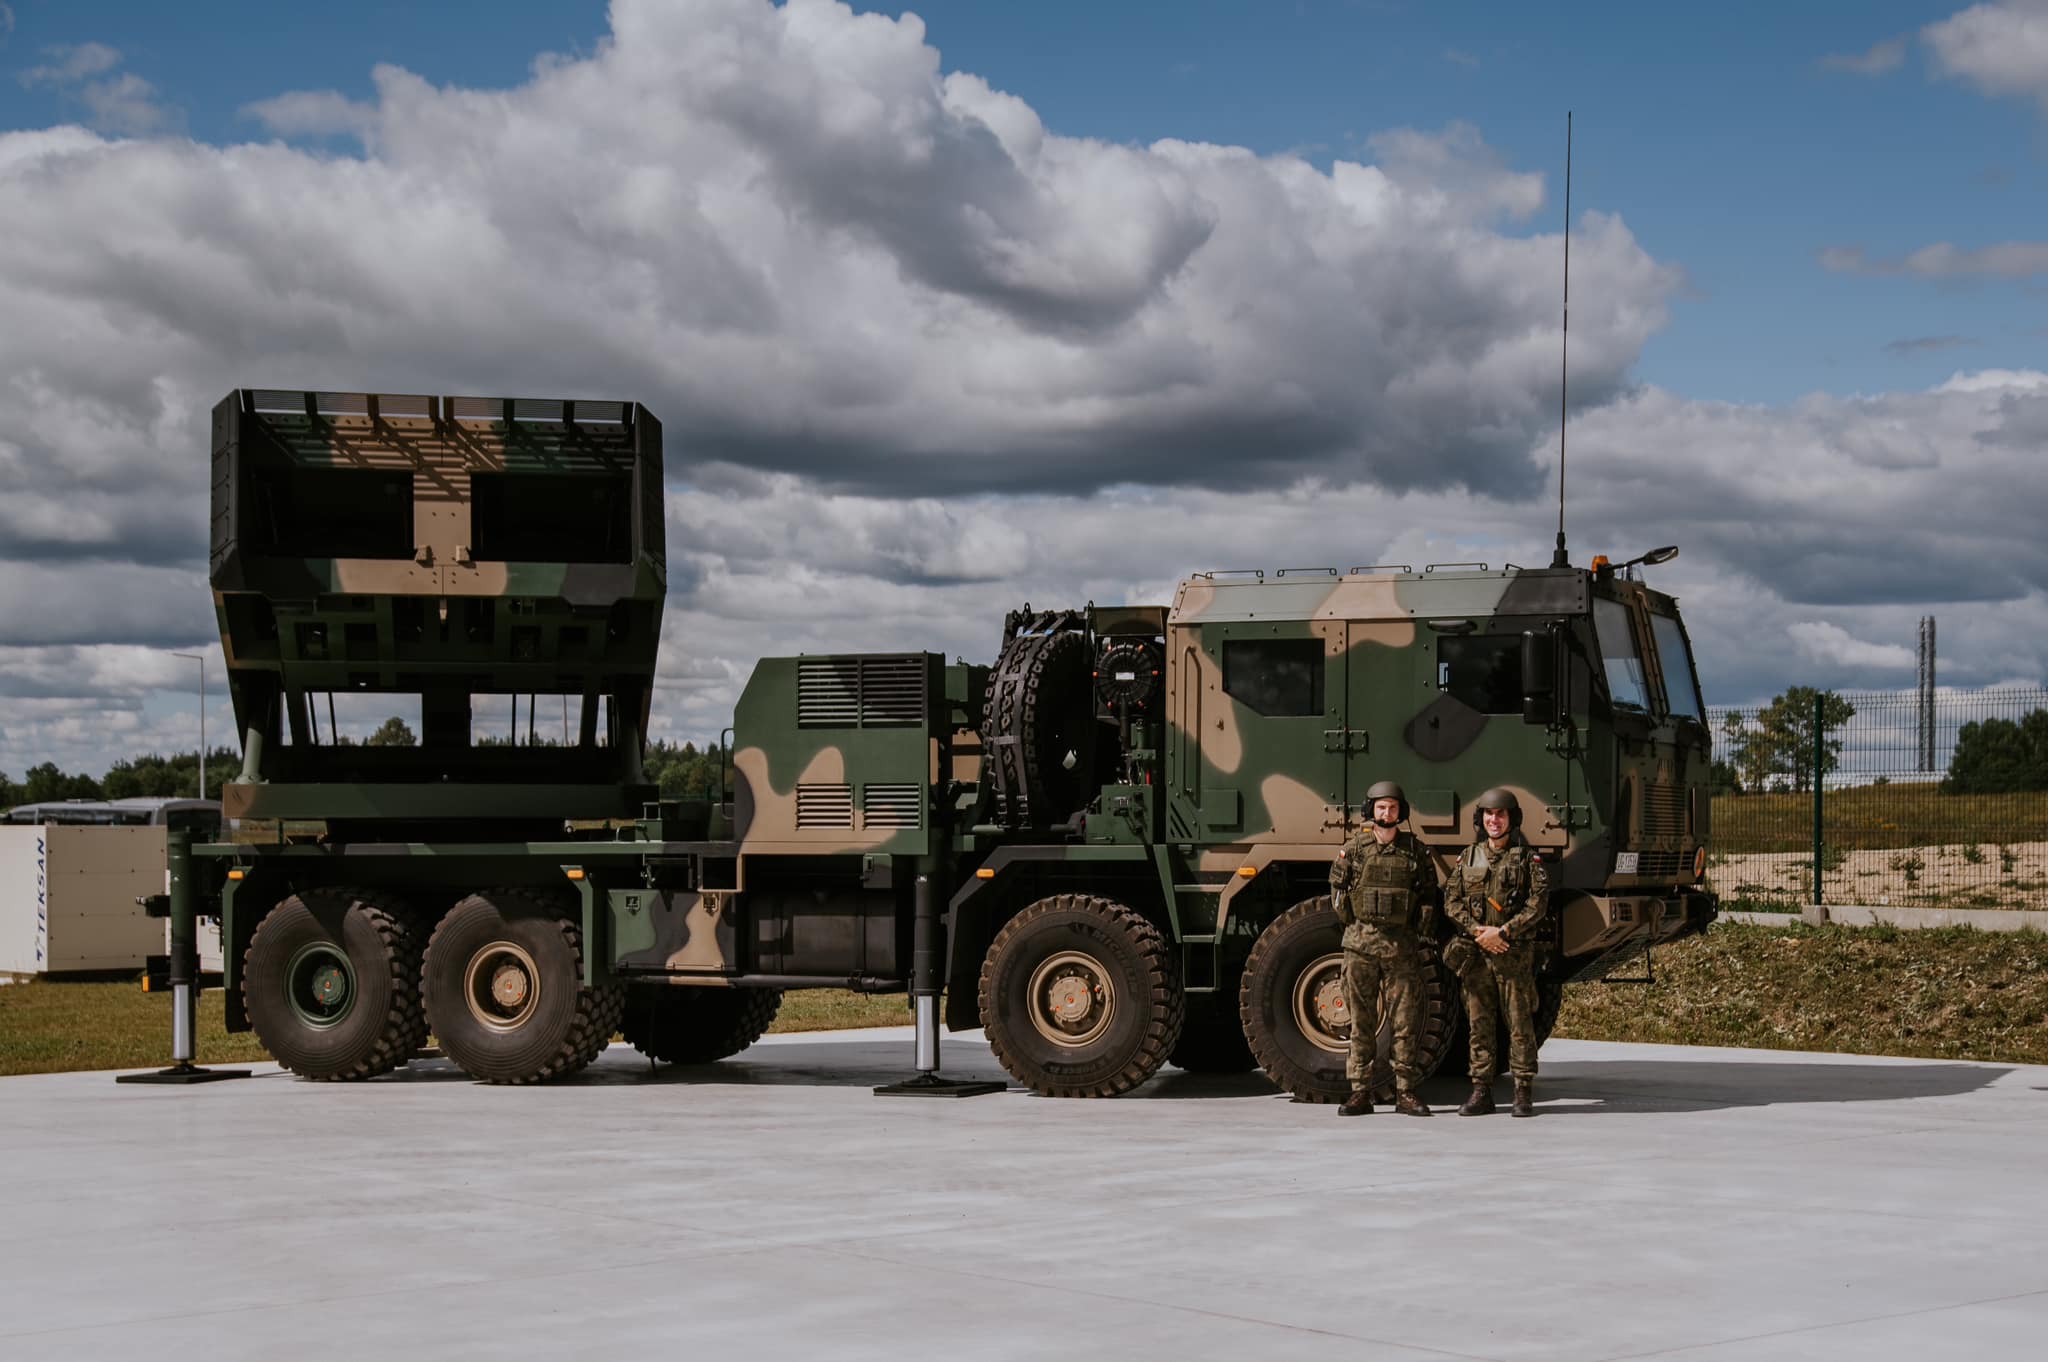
190;388;1714;1095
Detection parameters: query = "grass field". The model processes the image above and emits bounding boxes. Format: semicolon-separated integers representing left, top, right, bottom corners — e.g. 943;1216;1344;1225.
1554;920;2048;1064
7;919;2047;1075
0;979;910;1078
1712;781;2048;853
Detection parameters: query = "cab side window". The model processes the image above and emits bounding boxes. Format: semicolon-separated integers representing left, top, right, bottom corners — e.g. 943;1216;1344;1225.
1437;634;1521;714
1221;638;1324;716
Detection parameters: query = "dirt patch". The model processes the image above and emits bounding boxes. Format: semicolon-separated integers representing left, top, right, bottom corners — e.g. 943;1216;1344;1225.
1712;840;2048;910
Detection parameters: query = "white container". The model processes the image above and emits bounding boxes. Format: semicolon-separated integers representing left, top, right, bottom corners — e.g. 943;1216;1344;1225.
0;824;180;974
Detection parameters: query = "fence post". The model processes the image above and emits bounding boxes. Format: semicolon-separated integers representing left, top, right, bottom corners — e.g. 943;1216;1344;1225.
1811;690;1825;907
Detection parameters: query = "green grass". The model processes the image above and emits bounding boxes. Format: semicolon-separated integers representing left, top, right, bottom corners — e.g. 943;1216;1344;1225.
1555;920;2048;1064
1713;781;2048;854
0;980;914;1078
11;923;2045;1076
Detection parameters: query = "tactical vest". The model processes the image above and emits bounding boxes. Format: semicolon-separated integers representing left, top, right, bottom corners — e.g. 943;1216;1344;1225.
1351;844;1420;925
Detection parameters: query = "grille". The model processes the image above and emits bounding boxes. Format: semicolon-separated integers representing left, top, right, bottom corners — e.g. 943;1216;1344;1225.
798;660;863;726
1633;850;1684;879
796;656;925;727
859;656;925;724
795;784;854;829
1642;783;1687;839
863;783;923;828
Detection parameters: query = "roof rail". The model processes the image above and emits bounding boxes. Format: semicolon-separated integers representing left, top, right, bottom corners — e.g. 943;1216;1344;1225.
1347;563;1413;574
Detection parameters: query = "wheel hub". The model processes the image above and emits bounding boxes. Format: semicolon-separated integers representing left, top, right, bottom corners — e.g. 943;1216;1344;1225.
1026;951;1115;1048
1292;952;1350;1055
464;942;542;1032
284;942;356;1030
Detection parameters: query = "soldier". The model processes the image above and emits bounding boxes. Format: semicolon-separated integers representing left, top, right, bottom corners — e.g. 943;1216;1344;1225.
1328;779;1437;1117
1443;787;1550;1118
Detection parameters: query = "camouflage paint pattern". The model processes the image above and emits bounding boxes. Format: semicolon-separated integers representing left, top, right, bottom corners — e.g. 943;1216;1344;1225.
1161;565;1714;963
1444;836;1550;1079
206;389;665;825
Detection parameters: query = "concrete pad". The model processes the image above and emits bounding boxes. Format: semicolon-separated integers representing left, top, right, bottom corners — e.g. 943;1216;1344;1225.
3;1031;2045;1361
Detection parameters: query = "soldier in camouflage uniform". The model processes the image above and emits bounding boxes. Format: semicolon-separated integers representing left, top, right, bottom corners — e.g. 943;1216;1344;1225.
1328;779;1437;1117
1443;787;1550;1117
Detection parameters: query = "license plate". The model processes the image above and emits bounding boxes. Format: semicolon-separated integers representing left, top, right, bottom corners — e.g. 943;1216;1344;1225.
1614;852;1639;875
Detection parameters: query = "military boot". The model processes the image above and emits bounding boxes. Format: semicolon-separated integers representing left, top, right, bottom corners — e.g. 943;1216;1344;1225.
1511;1078;1535;1118
1392;1090;1432;1117
1337;1089;1374;1117
1458;1082;1495;1117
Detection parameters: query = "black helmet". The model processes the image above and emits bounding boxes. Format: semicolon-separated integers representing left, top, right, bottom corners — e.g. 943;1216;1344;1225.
1363;779;1408;822
1472;786;1522;833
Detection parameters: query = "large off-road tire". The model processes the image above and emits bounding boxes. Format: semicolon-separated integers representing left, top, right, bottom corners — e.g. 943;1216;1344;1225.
1170;986;1257;1073
978;894;1183;1097
1239;896;1459;1103
620;985;784;1065
243;887;424;1081
422;889;623;1084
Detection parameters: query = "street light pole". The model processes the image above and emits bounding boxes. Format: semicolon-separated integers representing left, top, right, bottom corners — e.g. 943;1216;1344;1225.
172;652;205;799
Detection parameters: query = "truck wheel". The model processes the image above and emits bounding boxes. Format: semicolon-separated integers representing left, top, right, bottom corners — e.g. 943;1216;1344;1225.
243;888;423;1081
422;889;624;1084
621;986;784;1065
978;894;1183;1097
1170;986;1257;1073
1239;896;1460;1102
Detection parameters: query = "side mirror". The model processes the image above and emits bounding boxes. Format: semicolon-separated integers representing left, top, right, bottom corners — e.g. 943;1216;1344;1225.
1521;631;1557;726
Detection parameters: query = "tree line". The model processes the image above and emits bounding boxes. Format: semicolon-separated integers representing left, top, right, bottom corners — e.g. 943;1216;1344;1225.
1712;688;2048;795
2;723;733;809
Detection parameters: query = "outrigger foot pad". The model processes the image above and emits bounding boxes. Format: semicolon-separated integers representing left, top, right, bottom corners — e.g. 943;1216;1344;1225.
874;1073;1006;1098
116;1064;252;1085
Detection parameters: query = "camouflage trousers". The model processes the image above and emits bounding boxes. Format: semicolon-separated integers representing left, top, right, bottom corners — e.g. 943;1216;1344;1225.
1457;954;1541;1081
1341;927;1424;1093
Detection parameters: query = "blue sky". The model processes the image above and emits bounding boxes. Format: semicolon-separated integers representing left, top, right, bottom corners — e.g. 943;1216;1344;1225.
3;0;2041;405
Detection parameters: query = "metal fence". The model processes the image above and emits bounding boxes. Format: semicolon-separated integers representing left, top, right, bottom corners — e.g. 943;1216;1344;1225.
1708;687;2048;910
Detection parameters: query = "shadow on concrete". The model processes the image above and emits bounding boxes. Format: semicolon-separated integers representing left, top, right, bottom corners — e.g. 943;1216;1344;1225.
336;1040;2014;1112
1523;1057;2013;1115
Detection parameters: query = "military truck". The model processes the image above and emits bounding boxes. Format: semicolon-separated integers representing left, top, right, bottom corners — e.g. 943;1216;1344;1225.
190;388;1714;1096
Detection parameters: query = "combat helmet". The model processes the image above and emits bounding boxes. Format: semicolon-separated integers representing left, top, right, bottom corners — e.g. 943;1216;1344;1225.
1472;786;1522;834
1363;779;1408;821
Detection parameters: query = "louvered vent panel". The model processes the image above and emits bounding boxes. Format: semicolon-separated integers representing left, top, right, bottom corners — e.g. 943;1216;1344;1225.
798;659;862;726
796;784;854;829
1642;783;1687;839
863;783;923;828
859;656;925;725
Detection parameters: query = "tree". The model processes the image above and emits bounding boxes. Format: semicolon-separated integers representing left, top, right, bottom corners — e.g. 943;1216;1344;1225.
102;747;240;799
1719;688;1855;793
1756;686;1855;793
366;716;417;747
1708;758;1743;797
1944;708;2048;794
21;762;102;804
0;771;22;810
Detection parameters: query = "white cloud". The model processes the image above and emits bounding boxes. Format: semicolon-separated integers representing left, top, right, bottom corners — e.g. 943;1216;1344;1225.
0;0;2041;779
1925;1;2048;107
242;89;379;140
16;42;173;135
1787;622;1918;670
1821;37;1907;75
1821;240;2048;278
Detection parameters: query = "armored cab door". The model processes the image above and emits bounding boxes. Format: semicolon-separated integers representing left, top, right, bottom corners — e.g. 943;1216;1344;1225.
1342;617;1445;834
1166;619;1346;845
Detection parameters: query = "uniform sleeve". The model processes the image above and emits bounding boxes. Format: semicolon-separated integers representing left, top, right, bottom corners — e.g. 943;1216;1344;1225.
1502;851;1550;941
1329;836;1357;924
1443;849;1482;936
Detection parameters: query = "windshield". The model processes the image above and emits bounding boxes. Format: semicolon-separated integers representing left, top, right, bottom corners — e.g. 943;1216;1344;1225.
1649;613;1704;721
1593;598;1650;712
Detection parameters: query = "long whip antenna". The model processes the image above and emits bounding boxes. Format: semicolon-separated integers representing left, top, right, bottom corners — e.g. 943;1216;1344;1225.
1551;111;1573;570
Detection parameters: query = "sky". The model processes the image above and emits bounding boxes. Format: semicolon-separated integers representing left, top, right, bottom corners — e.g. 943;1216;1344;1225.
0;0;2044;777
